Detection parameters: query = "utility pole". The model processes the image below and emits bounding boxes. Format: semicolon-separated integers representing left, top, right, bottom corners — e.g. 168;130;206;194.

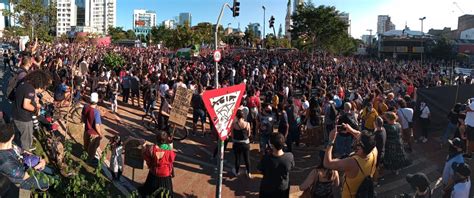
367;29;372;55
262;6;266;48
419;16;426;67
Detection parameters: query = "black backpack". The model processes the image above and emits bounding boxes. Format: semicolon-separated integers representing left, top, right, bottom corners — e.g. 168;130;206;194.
346;156;376;198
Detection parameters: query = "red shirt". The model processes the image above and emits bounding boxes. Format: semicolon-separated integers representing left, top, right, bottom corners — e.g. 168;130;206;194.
144;145;176;177
247;96;260;108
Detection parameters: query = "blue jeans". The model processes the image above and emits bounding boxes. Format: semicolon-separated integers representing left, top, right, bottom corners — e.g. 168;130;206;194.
443;122;457;143
259;133;271;153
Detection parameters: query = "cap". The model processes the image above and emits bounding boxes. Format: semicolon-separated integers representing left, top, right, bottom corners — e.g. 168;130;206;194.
448;137;465;149
452;162;471;177
90;92;99;103
406;172;430;191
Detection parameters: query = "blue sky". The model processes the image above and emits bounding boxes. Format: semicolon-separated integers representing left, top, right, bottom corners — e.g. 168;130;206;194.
117;0;474;39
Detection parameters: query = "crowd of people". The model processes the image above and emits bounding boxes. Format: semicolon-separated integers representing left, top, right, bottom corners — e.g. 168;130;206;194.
0;38;473;198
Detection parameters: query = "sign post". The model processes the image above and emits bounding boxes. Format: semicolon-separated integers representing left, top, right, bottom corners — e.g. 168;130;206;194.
213;50;222;63
202;84;245;198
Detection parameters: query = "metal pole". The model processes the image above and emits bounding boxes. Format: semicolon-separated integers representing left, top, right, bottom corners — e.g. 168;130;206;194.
214;3;231;198
262;6;266;48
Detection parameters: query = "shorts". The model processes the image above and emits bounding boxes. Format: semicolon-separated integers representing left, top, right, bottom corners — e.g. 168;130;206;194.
193;109;206;124
466;126;474;141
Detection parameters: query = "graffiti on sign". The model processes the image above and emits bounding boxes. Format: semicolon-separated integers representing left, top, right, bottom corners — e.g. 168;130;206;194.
209;91;241;138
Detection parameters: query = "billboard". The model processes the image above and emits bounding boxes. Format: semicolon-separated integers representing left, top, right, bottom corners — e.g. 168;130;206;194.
135;20;145;27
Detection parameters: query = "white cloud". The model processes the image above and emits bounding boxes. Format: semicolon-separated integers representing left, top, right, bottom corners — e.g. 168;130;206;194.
351;0;474;38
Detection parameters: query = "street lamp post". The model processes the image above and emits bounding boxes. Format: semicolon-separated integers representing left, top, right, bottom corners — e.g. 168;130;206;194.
419;16;426;67
262;6;266;48
367;29;373;54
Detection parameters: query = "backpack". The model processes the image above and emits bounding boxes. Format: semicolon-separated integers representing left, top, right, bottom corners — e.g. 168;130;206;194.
328;103;338;121
346;156;376;198
7;68;26;101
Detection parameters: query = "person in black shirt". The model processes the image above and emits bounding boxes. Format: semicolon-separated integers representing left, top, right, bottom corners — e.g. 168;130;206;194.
12;70;51;150
258;133;295;198
3;50;10;70
191;84;206;136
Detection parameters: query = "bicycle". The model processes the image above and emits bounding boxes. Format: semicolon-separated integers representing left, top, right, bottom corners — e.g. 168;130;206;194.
141;106;189;141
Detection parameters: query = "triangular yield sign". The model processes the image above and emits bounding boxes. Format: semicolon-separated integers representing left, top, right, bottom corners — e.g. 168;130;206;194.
202;84;246;141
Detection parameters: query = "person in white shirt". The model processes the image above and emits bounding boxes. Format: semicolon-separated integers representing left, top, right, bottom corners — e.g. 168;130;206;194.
464;98;474;157
418;102;431;143
172;76;187;92
450;162;471;198
397;99;414;152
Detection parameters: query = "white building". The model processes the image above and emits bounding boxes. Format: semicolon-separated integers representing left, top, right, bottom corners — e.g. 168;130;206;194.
162;20;176;29
56;0;116;36
377;15;396;36
285;0;292;41
133;9;156;36
460;28;474;40
56;0;77;35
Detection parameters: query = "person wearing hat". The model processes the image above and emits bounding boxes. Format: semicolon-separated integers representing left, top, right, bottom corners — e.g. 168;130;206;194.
445;162;471;198
383;112;411;175
442;138;465;187
82;92;103;165
406;172;431;197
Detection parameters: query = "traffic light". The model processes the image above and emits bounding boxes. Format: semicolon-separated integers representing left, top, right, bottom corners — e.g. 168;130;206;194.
269;16;275;29
232;0;240;17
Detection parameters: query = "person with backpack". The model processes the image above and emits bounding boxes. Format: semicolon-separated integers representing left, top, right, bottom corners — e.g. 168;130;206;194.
12;70;51;151
300;150;340;198
257;104;275;154
324;124;378;198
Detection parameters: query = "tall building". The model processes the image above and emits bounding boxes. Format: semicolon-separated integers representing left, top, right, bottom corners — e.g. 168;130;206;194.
0;0;15;37
248;23;261;38
339;12;350;34
377;15;395;35
56;0;77;35
179;12;192;26
56;0;116;36
133;9;156;36
162;20;176;29
293;0;304;14
285;0;292;41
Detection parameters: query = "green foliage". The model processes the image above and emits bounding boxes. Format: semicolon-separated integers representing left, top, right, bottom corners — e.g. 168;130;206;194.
108;26;128;41
290;3;349;53
104;52;126;70
430;36;455;60
5;0;57;40
149;22;222;50
244;25;258;47
265;34;291;49
126;29;136;40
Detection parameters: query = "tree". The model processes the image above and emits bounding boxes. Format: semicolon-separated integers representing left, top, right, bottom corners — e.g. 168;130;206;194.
244;25;256;47
290;3;348;54
125;29;136;40
107;26;127;41
5;0;57;41
430;36;455;60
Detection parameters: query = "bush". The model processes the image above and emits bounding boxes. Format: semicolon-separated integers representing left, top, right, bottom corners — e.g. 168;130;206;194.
104;52;125;70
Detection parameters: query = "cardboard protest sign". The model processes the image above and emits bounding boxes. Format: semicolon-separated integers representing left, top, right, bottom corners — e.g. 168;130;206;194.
169;87;193;127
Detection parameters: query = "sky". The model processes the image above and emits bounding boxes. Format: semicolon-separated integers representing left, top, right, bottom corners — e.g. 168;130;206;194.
117;0;474;39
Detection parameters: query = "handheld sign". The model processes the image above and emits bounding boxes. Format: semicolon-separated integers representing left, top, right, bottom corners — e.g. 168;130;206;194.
202;84;245;141
213;50;222;62
169;87;193;127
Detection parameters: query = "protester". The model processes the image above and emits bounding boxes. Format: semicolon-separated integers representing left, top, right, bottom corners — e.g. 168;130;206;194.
442;138;465;188
257;104;274;154
258;133;294;198
121;71;131;104
130;71;140;107
0;123;50;190
443;104;462;147
405;172;431;197
373;116;386;184
299;150;339;198
417;101;431;143
464;98;474;158
397;99;415;152
324;124;377;198
110;135;123;180
445;162;471;197
231;110;252;178
140;131;176;197
82;92;103;164
360;102;378;132
335;102;359;158
12;70;51;150
383;112;411;175
191;84;206;137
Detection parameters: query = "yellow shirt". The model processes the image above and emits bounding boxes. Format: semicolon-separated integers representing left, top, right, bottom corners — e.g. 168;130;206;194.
361;109;378;130
342;148;378;198
272;95;279;108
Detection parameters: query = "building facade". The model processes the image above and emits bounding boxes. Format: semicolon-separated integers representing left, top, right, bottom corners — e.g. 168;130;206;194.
248;23;261;38
88;0;116;35
133;9;156;36
179;12;192;26
162;20;176;29
0;0;15;37
377;15;396;36
56;0;78;35
285;0;292;41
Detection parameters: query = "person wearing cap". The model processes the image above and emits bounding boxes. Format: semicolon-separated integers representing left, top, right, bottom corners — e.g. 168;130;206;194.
82;92;103;164
324;123;377;198
12;70;52;151
446;162;471;198
464;98;474;158
406;172;431;197
442;137;465;187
